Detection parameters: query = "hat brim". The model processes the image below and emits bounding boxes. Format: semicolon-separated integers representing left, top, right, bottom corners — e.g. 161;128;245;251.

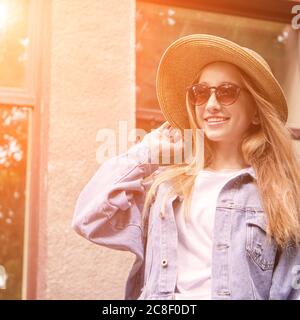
156;34;288;130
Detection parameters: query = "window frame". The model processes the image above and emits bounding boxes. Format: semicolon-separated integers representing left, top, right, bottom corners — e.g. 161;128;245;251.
136;0;299;23
23;0;48;300
0;0;46;299
0;0;42;107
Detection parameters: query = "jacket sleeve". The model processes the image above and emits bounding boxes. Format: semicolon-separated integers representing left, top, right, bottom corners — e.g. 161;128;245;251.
71;139;159;260
269;243;300;300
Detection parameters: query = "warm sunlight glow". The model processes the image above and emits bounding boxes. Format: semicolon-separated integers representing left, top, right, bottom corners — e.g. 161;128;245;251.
0;0;29;87
0;2;9;33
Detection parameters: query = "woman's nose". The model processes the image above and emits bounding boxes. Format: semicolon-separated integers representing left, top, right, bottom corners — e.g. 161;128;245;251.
206;91;221;112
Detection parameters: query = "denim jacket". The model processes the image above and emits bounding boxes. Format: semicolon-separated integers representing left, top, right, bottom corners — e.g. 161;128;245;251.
72;139;300;300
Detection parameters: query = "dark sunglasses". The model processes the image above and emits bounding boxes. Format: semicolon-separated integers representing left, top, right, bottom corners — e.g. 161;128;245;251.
186;82;246;106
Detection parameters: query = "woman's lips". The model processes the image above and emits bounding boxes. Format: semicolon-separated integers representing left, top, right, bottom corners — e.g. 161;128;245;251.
205;118;230;127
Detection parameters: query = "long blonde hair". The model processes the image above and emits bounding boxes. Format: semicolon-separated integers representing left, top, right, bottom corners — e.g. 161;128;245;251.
141;66;300;248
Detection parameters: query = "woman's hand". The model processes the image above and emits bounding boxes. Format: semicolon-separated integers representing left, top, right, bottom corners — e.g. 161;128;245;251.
142;121;185;165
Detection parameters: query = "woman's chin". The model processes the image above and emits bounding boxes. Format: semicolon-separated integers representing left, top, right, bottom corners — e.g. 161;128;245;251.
204;131;227;141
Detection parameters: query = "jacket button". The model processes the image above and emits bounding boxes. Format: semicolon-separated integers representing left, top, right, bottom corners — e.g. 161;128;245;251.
216;243;229;250
161;259;168;267
217;289;231;296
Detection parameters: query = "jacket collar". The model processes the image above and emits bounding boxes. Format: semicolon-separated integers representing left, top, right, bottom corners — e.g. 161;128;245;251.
165;165;257;202
242;166;257;181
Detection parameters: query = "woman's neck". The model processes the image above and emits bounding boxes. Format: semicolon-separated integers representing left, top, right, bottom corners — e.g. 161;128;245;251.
207;140;248;171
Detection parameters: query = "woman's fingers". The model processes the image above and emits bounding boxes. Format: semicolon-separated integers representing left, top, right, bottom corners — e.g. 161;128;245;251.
145;122;185;165
162;128;170;138
159;125;183;145
173;130;181;143
159;121;171;130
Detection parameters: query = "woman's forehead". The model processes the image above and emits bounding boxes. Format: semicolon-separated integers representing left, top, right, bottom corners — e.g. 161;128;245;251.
198;62;243;85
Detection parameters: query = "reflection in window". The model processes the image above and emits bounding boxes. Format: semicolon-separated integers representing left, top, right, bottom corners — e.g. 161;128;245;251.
136;2;299;132
0;0;29;88
0;105;29;299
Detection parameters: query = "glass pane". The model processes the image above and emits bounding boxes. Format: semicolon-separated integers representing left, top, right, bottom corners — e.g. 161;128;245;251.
0;104;29;299
0;0;30;88
136;2;299;130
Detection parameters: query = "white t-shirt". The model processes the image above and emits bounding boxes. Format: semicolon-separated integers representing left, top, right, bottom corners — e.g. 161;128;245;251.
174;167;250;300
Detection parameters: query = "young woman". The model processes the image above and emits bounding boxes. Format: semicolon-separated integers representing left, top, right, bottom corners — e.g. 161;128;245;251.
72;34;300;300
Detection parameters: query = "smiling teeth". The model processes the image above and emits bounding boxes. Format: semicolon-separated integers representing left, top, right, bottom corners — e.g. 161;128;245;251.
207;118;228;122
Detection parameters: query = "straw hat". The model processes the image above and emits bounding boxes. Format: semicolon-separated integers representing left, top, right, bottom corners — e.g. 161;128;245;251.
156;34;288;131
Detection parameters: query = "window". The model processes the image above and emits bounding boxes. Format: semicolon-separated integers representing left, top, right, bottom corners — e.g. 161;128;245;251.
0;104;30;299
136;1;300;138
0;0;42;299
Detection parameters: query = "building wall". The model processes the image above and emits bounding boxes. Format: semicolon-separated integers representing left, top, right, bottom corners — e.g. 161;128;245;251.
37;0;136;299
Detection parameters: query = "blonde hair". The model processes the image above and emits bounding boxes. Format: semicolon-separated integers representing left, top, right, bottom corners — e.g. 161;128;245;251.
141;66;300;248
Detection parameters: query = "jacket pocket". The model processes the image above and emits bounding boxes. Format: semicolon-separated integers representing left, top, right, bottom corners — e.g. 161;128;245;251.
245;209;277;271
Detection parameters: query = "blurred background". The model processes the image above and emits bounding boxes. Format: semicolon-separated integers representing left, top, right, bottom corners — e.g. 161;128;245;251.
0;0;299;299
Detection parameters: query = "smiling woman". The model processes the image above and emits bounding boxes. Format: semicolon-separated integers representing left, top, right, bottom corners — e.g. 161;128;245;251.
73;32;300;300
192;62;259;168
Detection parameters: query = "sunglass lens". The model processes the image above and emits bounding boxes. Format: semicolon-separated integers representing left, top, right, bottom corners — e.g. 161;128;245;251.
217;84;238;105
189;85;210;105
